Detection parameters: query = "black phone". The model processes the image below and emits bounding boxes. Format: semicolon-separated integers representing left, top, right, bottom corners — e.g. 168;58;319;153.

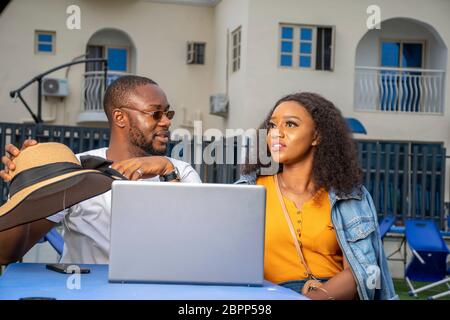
46;263;90;274
19;297;57;300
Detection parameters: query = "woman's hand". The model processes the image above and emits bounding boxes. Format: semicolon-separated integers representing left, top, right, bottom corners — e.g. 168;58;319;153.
111;156;175;181
303;258;358;300
0;139;38;182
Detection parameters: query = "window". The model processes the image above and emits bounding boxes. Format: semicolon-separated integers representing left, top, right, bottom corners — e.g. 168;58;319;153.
299;28;313;68
280;26;293;67
86;45;129;86
316;27;333;70
380;40;424;69
378;39;426;112
279;24;334;71
86;45;129;72
86;45;104;72
231;27;241;72
187;42;206;65
35;31;55;54
107;48;128;72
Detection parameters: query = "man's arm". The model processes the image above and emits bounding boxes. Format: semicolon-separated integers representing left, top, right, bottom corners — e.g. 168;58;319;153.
0;139;49;265
0;218;55;265
111;156;176;180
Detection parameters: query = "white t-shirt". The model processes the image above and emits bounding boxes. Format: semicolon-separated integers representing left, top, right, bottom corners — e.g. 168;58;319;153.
47;147;201;264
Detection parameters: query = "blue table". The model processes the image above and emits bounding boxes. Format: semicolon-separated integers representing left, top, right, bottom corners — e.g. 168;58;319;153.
0;263;307;300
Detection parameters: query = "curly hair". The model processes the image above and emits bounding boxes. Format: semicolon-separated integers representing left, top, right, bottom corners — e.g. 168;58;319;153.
241;92;362;196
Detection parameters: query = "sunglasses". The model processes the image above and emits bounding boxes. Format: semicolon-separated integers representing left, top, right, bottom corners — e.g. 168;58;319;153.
120;106;175;121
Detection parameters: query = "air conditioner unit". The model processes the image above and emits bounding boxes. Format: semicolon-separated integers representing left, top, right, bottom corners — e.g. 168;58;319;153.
210;93;229;117
42;78;69;97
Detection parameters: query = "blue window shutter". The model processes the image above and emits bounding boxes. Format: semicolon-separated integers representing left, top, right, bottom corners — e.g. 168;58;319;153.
381;42;400;67
38;34;53;43
300;28;313;41
38;44;53;52
107;48;128;72
281;41;293;53
281;55;293;67
299;56;311;68
402;43;423;68
300;43;312;54
281;27;293;39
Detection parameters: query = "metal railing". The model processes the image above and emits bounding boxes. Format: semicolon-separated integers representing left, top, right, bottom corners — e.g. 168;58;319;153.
0;122;239;205
82;71;128;112
10;59;107;123
0;123;447;229
357;140;446;229
0;123;110;203
354;66;445;114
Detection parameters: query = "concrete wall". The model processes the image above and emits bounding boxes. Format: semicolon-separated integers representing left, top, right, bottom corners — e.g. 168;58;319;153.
1;0;448;139
0;0;221;131
355;18;448;70
240;0;450;139
212;0;249;131
234;0;450;198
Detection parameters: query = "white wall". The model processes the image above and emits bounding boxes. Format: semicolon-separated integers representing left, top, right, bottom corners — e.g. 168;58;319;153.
0;0;221;131
2;0;448;138
224;0;450;157
212;0;249;131
238;0;450;132
356;18;447;70
229;0;450;200
88;29;134;48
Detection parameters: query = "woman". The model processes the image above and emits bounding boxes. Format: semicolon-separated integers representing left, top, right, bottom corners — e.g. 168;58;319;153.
237;92;397;300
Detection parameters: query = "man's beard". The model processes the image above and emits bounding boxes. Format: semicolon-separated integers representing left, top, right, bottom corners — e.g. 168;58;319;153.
128;121;168;156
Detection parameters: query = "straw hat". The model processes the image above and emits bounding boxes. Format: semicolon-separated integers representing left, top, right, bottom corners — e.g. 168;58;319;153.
0;142;123;232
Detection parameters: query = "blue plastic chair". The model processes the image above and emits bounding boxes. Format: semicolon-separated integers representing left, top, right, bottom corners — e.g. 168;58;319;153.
38;228;64;256
345;118;367;134
379;215;396;239
405;219;450;299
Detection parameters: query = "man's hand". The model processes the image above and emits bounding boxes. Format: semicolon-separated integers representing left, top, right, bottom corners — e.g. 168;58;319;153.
111;156;175;181
0;139;38;182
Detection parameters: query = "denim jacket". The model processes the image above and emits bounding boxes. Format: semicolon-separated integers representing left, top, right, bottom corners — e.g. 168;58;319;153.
235;172;398;300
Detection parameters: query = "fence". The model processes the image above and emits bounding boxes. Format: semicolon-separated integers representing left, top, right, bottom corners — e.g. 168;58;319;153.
0;122;447;229
0;122;240;203
357;140;446;229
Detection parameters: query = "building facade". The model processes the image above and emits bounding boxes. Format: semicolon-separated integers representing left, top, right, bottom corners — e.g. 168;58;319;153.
2;0;449;277
0;0;448;144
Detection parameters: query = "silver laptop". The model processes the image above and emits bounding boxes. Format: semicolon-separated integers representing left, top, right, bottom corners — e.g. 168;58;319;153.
109;181;266;286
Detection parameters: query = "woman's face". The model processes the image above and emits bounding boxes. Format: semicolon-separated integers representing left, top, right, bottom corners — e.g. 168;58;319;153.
267;101;319;165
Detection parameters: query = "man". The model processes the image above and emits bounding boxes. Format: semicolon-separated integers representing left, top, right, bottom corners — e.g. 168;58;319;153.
0;75;201;264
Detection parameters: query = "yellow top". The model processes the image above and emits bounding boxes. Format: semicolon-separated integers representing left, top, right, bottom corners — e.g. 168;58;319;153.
257;175;344;284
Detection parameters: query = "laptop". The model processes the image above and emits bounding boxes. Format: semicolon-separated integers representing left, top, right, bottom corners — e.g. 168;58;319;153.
108;181;266;286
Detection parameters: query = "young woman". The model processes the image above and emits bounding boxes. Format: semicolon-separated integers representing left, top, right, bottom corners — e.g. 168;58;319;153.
237;92;397;300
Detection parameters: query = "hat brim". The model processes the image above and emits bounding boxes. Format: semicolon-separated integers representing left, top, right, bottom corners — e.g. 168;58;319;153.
0;170;118;232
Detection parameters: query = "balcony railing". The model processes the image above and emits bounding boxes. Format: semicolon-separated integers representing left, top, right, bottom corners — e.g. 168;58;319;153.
354;66;445;114
82;71;128;112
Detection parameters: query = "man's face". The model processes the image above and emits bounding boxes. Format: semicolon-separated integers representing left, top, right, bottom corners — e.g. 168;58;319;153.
124;84;172;156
